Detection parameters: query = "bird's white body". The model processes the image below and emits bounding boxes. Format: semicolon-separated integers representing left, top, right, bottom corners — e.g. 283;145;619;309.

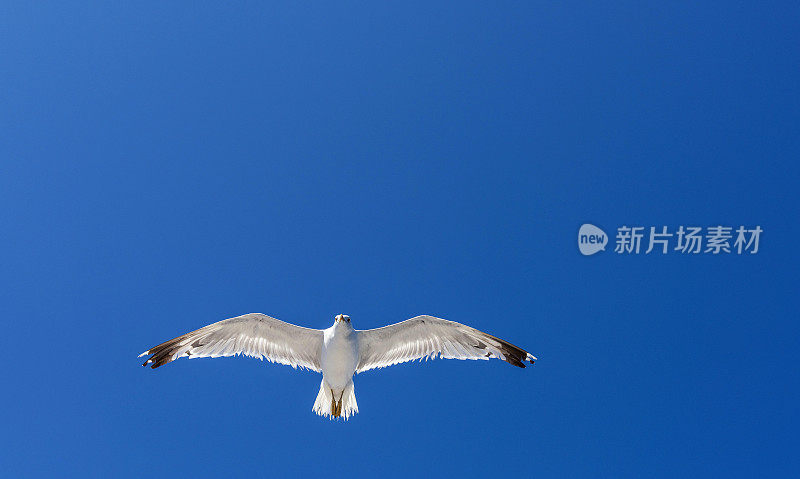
313;319;361;418
321;320;359;391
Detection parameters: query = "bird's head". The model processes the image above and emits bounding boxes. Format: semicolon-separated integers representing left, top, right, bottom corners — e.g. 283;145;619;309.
334;314;351;325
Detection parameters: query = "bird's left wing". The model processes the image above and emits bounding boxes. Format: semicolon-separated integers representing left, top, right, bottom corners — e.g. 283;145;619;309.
356;315;536;373
139;313;323;371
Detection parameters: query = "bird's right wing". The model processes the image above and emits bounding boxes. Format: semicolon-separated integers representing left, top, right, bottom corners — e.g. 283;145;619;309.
139;313;323;371
356;315;536;373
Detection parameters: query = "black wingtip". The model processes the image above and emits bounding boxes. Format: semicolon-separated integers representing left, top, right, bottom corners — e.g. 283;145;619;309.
139;349;170;369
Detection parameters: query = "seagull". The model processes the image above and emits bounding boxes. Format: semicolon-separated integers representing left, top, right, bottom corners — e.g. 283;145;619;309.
139;313;536;419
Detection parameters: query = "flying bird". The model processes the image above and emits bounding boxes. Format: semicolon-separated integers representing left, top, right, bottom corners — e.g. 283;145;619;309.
139;313;536;419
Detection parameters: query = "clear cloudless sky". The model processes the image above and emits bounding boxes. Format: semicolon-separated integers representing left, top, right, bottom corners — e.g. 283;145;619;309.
1;1;798;477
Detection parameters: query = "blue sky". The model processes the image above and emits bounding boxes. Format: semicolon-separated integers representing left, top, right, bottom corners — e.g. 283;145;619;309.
1;1;798;477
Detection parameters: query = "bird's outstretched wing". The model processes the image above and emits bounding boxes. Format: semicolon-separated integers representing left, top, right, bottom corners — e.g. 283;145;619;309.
356;315;536;373
139;313;324;371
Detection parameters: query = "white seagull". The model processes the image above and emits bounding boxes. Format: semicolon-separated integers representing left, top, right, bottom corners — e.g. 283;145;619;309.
139;313;536;419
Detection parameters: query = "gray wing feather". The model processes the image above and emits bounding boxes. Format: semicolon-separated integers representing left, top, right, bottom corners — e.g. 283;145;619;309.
356;315;536;373
139;313;323;371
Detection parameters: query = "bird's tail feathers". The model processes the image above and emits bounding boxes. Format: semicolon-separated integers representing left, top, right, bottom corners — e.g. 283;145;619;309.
313;380;358;420
339;381;358;419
